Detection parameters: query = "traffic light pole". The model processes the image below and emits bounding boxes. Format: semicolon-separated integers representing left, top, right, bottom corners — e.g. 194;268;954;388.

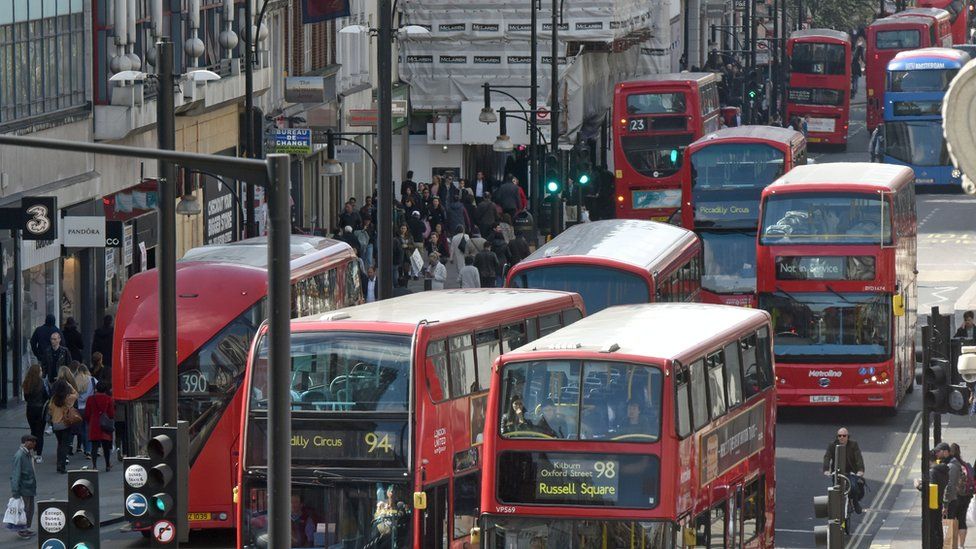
157;38;179;427
550;0;560;238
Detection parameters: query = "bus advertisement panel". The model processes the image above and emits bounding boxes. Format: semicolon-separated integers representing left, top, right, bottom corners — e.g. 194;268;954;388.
612;73;721;221
681;126;807;307
506;219;702;313
756;163;918;409
480;303;776;548
883;48;970;187
866;16;940;130
786;29;852;146
113;236;362;534
237;289;585;548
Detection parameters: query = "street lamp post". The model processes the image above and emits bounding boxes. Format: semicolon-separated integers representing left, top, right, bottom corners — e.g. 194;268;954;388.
530;0;539;220
550;0;561;238
378;0;394;299
157;38;179;429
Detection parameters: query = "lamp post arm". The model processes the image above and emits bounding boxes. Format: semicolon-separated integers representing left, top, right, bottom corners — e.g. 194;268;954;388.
502;113;549;145
487;87;530;113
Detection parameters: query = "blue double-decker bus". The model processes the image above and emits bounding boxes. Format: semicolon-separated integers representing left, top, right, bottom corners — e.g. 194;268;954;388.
883;47;970;186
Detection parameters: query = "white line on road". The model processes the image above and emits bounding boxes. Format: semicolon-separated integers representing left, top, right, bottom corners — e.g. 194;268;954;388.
927;286;959;306
849;411;922;549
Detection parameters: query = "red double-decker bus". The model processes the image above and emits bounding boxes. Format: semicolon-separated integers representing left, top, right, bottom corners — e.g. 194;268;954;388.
236;289;585;548
114;236;362;534
479;303;776;547
893;7;955;47
867;16;941;130
918;0;969;44
612;73;721;221
506;219;702;313
681;126;807;307
786;29;852;146
756;163;918;409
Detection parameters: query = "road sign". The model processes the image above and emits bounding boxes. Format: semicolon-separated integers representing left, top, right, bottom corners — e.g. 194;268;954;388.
125;464;148;488
126;493;149;517
536;107;551;126
273;128;312;155
153;520;176;543
349;109;379;127
391;100;408;117
334;144;363;164
40;540;66;549
40;507;66;533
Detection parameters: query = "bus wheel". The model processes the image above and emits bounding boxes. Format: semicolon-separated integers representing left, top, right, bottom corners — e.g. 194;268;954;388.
140;530;152;539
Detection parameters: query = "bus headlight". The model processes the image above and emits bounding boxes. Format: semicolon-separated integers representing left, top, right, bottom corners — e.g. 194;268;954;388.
953;168;962;178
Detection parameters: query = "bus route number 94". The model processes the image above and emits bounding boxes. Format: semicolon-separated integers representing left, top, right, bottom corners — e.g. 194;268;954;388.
365;432;393;454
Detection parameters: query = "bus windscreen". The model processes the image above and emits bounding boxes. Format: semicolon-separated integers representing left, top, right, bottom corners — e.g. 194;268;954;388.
760;192;891;245
700;232;757;294
250;331;412;412
876;29;921;49
790;43;847;74
626;92;687;114
510;265;650;313
885;120;950;167
760;292;891;362
691;144;785;191
483;517;673;547
620;134;692;178
888;68;959;92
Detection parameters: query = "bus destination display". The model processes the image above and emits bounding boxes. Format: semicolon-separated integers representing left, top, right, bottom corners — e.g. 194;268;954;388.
497;452;659;508
775;256;875;281
247;418;407;467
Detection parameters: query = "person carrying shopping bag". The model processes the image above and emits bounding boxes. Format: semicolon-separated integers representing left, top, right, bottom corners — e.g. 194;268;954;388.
8;434;37;538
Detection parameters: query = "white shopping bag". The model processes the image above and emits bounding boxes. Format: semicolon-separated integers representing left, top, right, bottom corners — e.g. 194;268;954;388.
968;497;976;530
409;249;424;277
3;497;26;529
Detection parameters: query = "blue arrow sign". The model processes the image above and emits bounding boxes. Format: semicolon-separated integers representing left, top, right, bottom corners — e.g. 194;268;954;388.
126;493;148;517
41;539;66;549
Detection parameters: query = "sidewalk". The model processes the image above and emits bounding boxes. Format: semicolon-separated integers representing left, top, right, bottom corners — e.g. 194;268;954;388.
870;413;975;548
0;400;124;548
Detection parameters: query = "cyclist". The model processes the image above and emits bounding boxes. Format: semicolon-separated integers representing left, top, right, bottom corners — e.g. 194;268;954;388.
823;427;866;514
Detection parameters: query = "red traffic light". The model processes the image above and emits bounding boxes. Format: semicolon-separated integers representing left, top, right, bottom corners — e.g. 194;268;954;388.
70;479;95;499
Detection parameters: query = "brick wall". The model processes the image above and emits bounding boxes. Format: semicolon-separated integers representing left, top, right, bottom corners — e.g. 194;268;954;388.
285;1;337;75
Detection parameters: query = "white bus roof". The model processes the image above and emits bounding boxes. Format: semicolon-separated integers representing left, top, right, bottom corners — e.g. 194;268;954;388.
764;162;915;193
790;28;851;43
508;303;770;363
618;72;716;86
180;235;352;269
515;219;699;274
299;288;580;327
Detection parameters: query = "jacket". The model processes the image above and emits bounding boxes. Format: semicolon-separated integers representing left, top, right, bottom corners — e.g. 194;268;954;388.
944;456;964;503
29;315;60;361
10;446;36;498
823;438;865;475
48;390;79;426
473;250;500;279
62;326;84;361
41;346;71;383
92;325;114;366
84;392;115;442
495;182;522;212
23;382;48;419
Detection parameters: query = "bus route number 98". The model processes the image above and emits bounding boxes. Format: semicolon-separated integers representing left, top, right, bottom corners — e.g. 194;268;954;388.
364;432;393;454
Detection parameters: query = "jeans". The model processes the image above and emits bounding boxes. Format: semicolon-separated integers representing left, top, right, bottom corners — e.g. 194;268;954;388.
75;417;90;454
25;409;45;456
54;428;70;472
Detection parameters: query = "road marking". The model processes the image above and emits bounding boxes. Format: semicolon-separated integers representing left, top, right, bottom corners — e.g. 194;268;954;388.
776;528;814;533
851;411;922;549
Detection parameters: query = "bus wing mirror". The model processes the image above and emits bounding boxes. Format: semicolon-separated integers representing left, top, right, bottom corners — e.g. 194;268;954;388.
413;491;427;510
893;294;905;317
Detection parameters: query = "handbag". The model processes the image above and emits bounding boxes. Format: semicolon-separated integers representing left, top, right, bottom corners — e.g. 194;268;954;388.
63;405;83;428
3;497;26;529
99;412;115;433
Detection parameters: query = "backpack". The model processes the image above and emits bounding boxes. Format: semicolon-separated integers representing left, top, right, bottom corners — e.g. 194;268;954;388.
457;235;467;253
961;460;975;497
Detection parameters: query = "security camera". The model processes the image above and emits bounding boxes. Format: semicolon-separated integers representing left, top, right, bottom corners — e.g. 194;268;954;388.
957;346;976;383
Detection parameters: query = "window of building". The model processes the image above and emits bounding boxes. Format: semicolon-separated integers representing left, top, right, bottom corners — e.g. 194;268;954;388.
0;1;87;124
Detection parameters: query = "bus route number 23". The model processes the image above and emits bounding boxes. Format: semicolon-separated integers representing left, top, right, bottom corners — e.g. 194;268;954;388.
364;432;393;454
628;118;646;132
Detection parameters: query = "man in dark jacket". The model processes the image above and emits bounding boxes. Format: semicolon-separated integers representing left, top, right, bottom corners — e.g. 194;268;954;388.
338;202;363;231
61;317;84;362
507;235;532;266
475;193;499;238
400;171;417;202
41;333;71;384
473;248;500;288
917;449;950;548
823;427;866;513
495;177;522;218
10;434;38;539
91;315;114;368
29;314;60;363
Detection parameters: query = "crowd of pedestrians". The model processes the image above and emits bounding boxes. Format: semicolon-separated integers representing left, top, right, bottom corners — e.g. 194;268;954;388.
328;170;535;293
8;315;116;539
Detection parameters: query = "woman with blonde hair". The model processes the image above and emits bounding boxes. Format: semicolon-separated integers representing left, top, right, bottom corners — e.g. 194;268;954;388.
73;364;96;458
56;365;78;392
48;376;78;473
22;364;48;462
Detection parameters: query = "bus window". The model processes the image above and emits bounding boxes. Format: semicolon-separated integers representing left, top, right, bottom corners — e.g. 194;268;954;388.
706;352;727;420
562;307;583;325
674;367;692;437
741;477;765;542
345;260;362;307
427;340;450;402
501;322;527;352
474;329;501;392
741;335;761;400
527;317;539;341
710;503;727;547
724;343;744;409
757;327;775;390
450;334;477;397
452;472;480;540
689;359;709;430
539;313;562;337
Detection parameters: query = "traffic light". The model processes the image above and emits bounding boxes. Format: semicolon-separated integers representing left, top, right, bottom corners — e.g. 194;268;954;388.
146;424;189;542
572;147;592;186
67;470;99;549
545;154;561;194
924;357;971;414
812;486;845;547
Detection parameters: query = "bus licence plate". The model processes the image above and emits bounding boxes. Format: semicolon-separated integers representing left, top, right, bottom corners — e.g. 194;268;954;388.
810;395;840;403
188;513;212;521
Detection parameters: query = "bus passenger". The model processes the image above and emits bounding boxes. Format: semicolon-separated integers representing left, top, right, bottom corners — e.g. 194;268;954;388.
536;400;569;438
617;400;657;436
501;396;530;434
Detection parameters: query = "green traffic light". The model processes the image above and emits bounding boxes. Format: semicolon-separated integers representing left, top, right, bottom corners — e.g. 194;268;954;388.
578;173;590;185
546;180;560;193
155;499;167;512
669;149;679;163
74;544;92;549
